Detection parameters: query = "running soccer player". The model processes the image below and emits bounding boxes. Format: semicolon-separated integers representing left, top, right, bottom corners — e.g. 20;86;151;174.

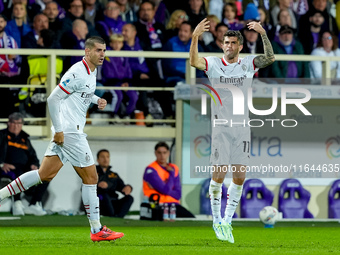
189;19;275;243
0;36;124;242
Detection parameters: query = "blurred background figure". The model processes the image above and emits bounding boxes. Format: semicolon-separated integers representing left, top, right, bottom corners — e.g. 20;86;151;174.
310;31;340;82
96;149;133;218
0;112;48;216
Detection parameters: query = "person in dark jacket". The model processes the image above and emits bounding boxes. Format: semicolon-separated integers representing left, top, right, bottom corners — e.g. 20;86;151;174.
134;0;166;80
269;25;310;81
0;112;48;216
96;149;133;218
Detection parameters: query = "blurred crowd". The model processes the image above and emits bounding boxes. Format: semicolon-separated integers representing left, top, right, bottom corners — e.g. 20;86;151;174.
1;0;340;120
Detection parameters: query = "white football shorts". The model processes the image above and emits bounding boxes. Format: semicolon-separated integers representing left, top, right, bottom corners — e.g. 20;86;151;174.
45;133;94;167
210;126;250;166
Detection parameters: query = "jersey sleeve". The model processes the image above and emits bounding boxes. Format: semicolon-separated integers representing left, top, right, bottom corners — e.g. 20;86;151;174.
245;55;260;74
202;56;216;75
58;71;81;94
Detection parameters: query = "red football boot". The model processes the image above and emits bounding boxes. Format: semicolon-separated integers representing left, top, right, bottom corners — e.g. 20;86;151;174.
90;226;124;242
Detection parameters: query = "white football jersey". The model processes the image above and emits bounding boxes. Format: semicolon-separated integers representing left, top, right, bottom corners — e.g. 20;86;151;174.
54;58;97;133
203;55;259;124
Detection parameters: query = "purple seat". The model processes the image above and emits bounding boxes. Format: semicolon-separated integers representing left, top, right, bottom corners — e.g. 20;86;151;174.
200;178;237;218
328;179;340;218
279;179;314;218
240;179;274;218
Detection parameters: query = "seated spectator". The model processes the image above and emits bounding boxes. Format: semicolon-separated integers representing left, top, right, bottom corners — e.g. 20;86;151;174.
222;2;244;30
165;9;188;41
21;14;51;49
96;1;126;45
258;6;272;33
102;34;138;120
202;14;220;46
143;142;195;218
241;26;263;54
269;25;310;80
83;0;105;27
2;0;41;25
151;0;169;26
298;10;325;55
60;19;89;72
96;149;133;218
271;0;298;29
299;0;338;35
4;2;32;48
0;14;21;118
162;21;204;86
310;31;340;81
44;1;64;41
116;0;138;23
122;23;151;119
268;9;293;41
0;112;48;216
60;0;98;38
186;0;207;27
134;0;166;80
206;22;228;52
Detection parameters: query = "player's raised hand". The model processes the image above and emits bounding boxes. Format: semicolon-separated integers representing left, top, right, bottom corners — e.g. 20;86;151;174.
97;98;107;110
53;132;64;146
192;18;210;37
247;21;266;35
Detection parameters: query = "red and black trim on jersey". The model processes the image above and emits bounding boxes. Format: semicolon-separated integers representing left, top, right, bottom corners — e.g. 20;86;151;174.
253;58;256;71
203;57;208;71
82;58;91;75
58;84;70;94
221;56;241;66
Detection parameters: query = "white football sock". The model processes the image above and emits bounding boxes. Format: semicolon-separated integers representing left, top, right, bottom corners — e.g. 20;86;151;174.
82;184;102;233
0;170;41;201
224;181;243;224
209;179;223;224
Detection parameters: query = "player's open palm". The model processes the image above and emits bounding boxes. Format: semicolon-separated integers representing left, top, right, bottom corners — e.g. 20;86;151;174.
193;18;210;37
247;21;265;35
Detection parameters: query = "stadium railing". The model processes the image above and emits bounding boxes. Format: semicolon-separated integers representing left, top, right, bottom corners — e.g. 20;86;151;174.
0;48;338;168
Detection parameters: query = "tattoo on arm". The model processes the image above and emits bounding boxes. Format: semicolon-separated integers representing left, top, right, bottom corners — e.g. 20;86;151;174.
254;34;275;68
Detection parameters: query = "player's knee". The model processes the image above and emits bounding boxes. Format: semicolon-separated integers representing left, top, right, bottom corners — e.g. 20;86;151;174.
233;177;245;185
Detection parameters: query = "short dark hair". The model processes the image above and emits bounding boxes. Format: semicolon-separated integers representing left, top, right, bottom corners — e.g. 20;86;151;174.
215;22;228;32
180;21;193;32
97;149;110;159
317;31;338;51
155;142;169;151
8;112;24;123
140;0;155;9
85;36;106;49
224;30;243;45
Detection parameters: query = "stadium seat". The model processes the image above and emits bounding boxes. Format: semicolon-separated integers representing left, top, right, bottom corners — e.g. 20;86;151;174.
240;179;274;218
278;179;314;218
328;179;340;218
200;178;237;218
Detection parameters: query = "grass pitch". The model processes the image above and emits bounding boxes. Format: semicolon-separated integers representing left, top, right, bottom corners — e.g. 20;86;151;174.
0;214;339;255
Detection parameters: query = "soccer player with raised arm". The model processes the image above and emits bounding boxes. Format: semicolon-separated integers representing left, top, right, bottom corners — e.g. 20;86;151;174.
189;19;275;243
0;36;124;242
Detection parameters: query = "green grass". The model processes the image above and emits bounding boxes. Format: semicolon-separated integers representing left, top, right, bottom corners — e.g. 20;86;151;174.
0;215;339;255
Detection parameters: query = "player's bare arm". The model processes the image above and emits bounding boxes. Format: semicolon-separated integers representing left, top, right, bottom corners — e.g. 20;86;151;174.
247;22;275;68
190;18;210;71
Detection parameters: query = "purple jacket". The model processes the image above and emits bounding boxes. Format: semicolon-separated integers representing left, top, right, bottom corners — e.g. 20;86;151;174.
101;47;132;84
143;163;181;201
122;37;149;77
